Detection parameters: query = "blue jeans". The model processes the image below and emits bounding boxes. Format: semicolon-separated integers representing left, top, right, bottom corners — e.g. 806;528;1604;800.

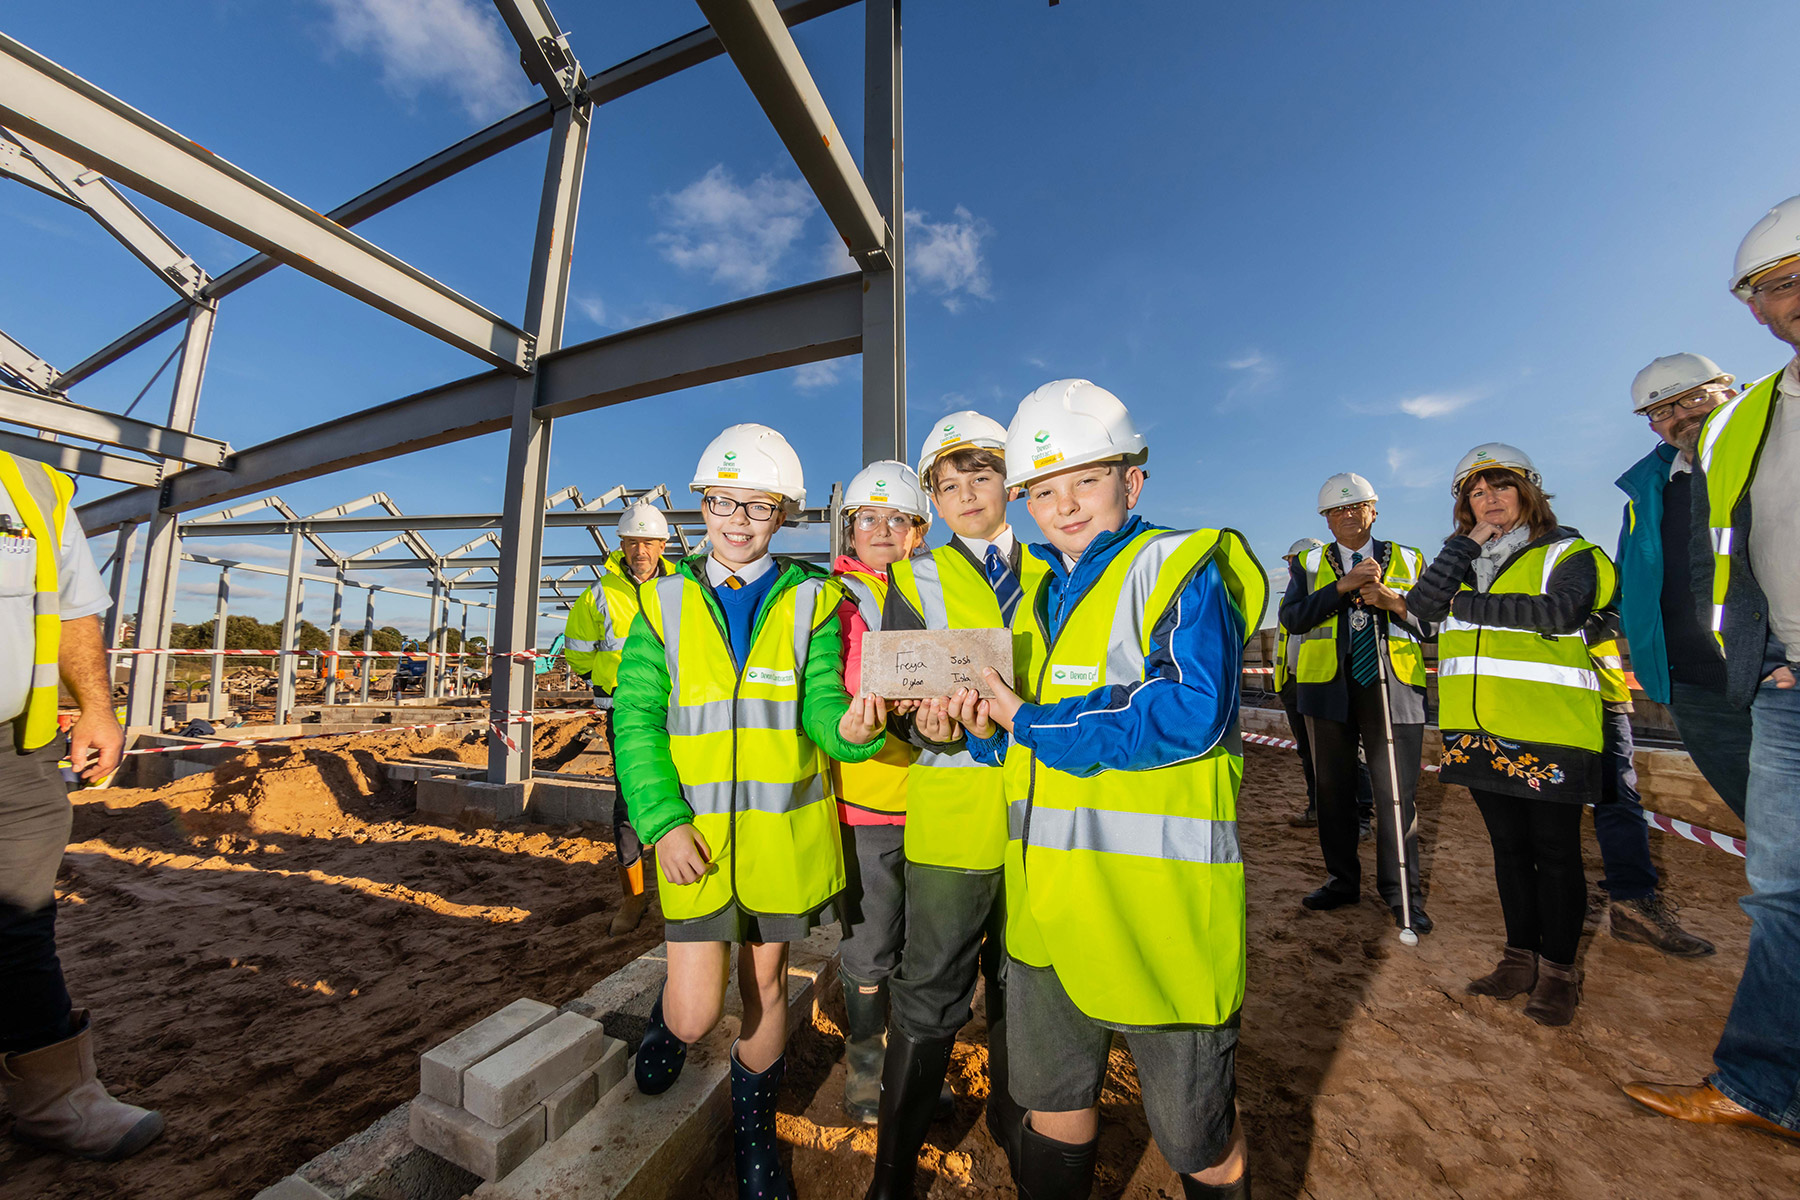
1711;681;1800;1130
1593;708;1658;902
1668;680;1753;821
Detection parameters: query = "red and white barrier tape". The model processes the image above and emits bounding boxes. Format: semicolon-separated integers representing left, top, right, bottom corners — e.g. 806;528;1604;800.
107;647;554;662
122;718;489;756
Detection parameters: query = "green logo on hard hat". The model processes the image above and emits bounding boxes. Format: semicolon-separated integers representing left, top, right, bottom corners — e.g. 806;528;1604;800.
1034;430;1049;443
1341;487;1351;497
875;479;887;488
724;451;737;461
942;423;954;433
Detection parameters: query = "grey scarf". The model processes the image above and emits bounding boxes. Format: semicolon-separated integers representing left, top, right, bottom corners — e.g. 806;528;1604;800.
1471;525;1533;593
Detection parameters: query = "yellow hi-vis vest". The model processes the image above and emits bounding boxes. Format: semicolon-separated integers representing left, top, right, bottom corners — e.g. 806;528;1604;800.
1698;369;1781;651
1584;612;1632;705
1272;618;1301;690
890;543;1050;871
635;571;846;921
1437;538;1618;753
564;551;670;692
0;453;73;751
1292;543;1427;688
831;566;915;817
1002;528;1267;1027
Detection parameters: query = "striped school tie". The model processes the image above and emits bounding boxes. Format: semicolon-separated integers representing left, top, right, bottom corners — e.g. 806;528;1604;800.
1349;551;1379;686
984;545;1022;622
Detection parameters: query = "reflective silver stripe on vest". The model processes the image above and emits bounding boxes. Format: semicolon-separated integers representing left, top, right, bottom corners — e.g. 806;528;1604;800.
839;574;883;631
905;553;950;628
11;458;63;624
1712;527;1732;556
1698;387;1752;473
1539;539;1575;591
1437;655;1598;692
792;577;823;668
653;575;687;697
667;696;800;737
683;773;826;817
1009;798;1240;865
1102;530;1200;684
917;744;983;769
564;636;599;652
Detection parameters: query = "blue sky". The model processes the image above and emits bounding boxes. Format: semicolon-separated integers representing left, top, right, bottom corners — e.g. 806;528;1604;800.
5;1;1798;639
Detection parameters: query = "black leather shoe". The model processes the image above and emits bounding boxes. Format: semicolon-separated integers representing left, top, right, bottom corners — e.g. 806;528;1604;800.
863;1031;955;1200
1392;904;1433;935
1302;886;1359;911
730;1047;795;1200
635;992;688;1096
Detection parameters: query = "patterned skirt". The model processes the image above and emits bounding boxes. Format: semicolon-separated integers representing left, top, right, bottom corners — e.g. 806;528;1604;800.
1438;730;1600;804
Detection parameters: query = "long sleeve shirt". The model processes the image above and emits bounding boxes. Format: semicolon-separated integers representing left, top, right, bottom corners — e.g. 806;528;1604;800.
965;516;1244;777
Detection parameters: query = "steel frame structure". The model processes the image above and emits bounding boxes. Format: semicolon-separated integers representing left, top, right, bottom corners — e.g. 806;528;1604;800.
1;0;908;783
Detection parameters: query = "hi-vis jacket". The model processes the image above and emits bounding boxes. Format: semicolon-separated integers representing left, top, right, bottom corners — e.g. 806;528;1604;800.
885;539;1050;871
969;517;1267;1028
1279;539;1429;724
0;453;74;751
832;557;916;819
563;551;672;694
611;555;882;923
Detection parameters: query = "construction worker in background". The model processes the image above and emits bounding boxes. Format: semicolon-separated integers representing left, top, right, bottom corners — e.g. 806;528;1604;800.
829;461;930;1126
564;500;673;936
614;423;888;1200
1274;537;1324;825
863;412;1047;1196
943;380;1265;1199
1280;473;1433;935
0;450;162;1160
1615;353;1754;820
1624;197;1800;1143
1406;444;1615;1026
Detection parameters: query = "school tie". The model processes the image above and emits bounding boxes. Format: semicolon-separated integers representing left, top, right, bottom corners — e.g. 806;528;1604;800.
1349;551;1379;686
724;575;744;590
984;545;1023;622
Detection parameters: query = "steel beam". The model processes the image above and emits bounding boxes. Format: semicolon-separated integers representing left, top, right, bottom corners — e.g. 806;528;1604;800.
860;0;906;464
491;0;587;103
103;522;135;651
323;554;609;571
177;506;802;536
78;274;862;534
0;429;160;486
694;0;891;269
207;571;229;720
0;33;533;373
0;326;59;393
0;383;229;465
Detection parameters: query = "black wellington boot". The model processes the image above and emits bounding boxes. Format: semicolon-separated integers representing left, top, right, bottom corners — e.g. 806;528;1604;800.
635;991;688;1096
731;1045;796;1200
841;976;888;1125
862;1030;955;1200
1016;1119;1098;1200
1180;1158;1252;1199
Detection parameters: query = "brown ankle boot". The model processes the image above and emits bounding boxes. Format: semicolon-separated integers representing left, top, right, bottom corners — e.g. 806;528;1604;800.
1466;946;1538;998
0;1011;163;1160
1524;959;1581;1026
610;858;648;935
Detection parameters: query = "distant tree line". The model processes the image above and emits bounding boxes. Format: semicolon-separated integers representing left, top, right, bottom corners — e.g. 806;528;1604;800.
166;616;473;654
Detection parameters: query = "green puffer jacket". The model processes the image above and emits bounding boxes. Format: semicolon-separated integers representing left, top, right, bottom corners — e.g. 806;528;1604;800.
612;555;883;845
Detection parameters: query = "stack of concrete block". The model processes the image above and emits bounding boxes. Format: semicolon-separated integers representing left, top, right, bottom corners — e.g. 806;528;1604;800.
409;998;627;1181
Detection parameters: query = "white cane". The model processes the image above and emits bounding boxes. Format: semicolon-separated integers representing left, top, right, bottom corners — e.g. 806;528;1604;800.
1370;613;1419;947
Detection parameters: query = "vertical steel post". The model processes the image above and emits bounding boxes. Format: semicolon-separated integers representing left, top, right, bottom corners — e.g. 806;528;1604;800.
325;567;345;706
104;521;135;654
860;0;906;466
488;101;589;784
425;570;443;700
458;601;470;697
359;588;376;704
207;569;229;720
125;299;216;730
275;530;303;725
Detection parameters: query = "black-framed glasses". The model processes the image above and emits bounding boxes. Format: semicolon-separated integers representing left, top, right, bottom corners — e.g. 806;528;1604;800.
703;494;780;522
1643;386;1729;425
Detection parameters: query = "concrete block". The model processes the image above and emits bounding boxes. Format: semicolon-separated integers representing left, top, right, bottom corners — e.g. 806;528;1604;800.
525;777;615;825
253;1177;333;1200
420;998;558;1107
295;1100;482;1200
416;777;530;824
542;1037;625;1142
463;1011;606;1127
409;1095;545;1182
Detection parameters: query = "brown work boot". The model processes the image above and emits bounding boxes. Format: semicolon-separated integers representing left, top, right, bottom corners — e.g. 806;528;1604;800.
1610;894;1716;958
0;1011;163;1160
1287;803;1317;828
610;858;649;935
1466;946;1538;998
1621;1080;1800;1143
1523;959;1581;1026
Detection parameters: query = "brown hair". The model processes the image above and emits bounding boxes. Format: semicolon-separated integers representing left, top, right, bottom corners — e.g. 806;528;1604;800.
1453;468;1560;541
924;446;1007;492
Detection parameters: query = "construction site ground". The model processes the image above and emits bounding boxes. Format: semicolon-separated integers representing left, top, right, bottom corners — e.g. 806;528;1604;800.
0;732;1788;1200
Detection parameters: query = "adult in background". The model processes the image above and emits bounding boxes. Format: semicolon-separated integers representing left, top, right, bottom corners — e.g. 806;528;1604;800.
1624;196;1800;1143
1406;444;1615;1026
1281;473;1432;934
0;451;161;1159
1275;538;1324;826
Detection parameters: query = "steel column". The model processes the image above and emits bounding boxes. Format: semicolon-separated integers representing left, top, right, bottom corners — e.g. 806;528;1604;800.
489;101;588;783
207;571;228;720
425;572;444;701
275;531;303;726
359;589;376;704
104;522;134;657
325;568;345;705
860;0;906;464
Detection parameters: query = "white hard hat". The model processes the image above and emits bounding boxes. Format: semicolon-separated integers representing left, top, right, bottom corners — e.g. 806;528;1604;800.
617;501;670;541
844;460;932;530
1317;472;1378;514
916;410;1008;482
1286;537;1324;558
1003;379;1147;490
690;423;805;506
1732;195;1800;299
1452;442;1541;498
1630;353;1733;413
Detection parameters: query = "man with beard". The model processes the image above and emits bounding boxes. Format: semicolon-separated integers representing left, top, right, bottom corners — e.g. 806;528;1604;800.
1615;353;1752;822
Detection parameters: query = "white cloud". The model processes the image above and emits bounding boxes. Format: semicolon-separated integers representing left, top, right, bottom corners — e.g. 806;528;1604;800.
654;166;814;291
1220;348;1278;406
1386;445;1443;489
1397;391;1475;419
572;293;607;328
791;361;842;390
319;0;533;121
905;206;993;312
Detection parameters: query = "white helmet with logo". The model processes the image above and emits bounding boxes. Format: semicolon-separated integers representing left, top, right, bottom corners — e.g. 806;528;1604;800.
690;423;805;506
1630;353;1733;413
1732;195;1800;299
1003;379;1147;490
916;410;1008;482
843;460;931;530
1286;536;1325;558
1316;472;1378;514
617;501;670;541
1451;442;1541;498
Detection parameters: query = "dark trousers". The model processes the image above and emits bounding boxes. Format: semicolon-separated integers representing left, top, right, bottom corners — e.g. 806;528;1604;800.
0;734;75;1054
1669;679;1754;821
1277;684;1317;809
1593;708;1658;902
889;864;1003;1041
599;703;639;868
1471;789;1587;965
1305;680;1424;907
839;824;908;986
